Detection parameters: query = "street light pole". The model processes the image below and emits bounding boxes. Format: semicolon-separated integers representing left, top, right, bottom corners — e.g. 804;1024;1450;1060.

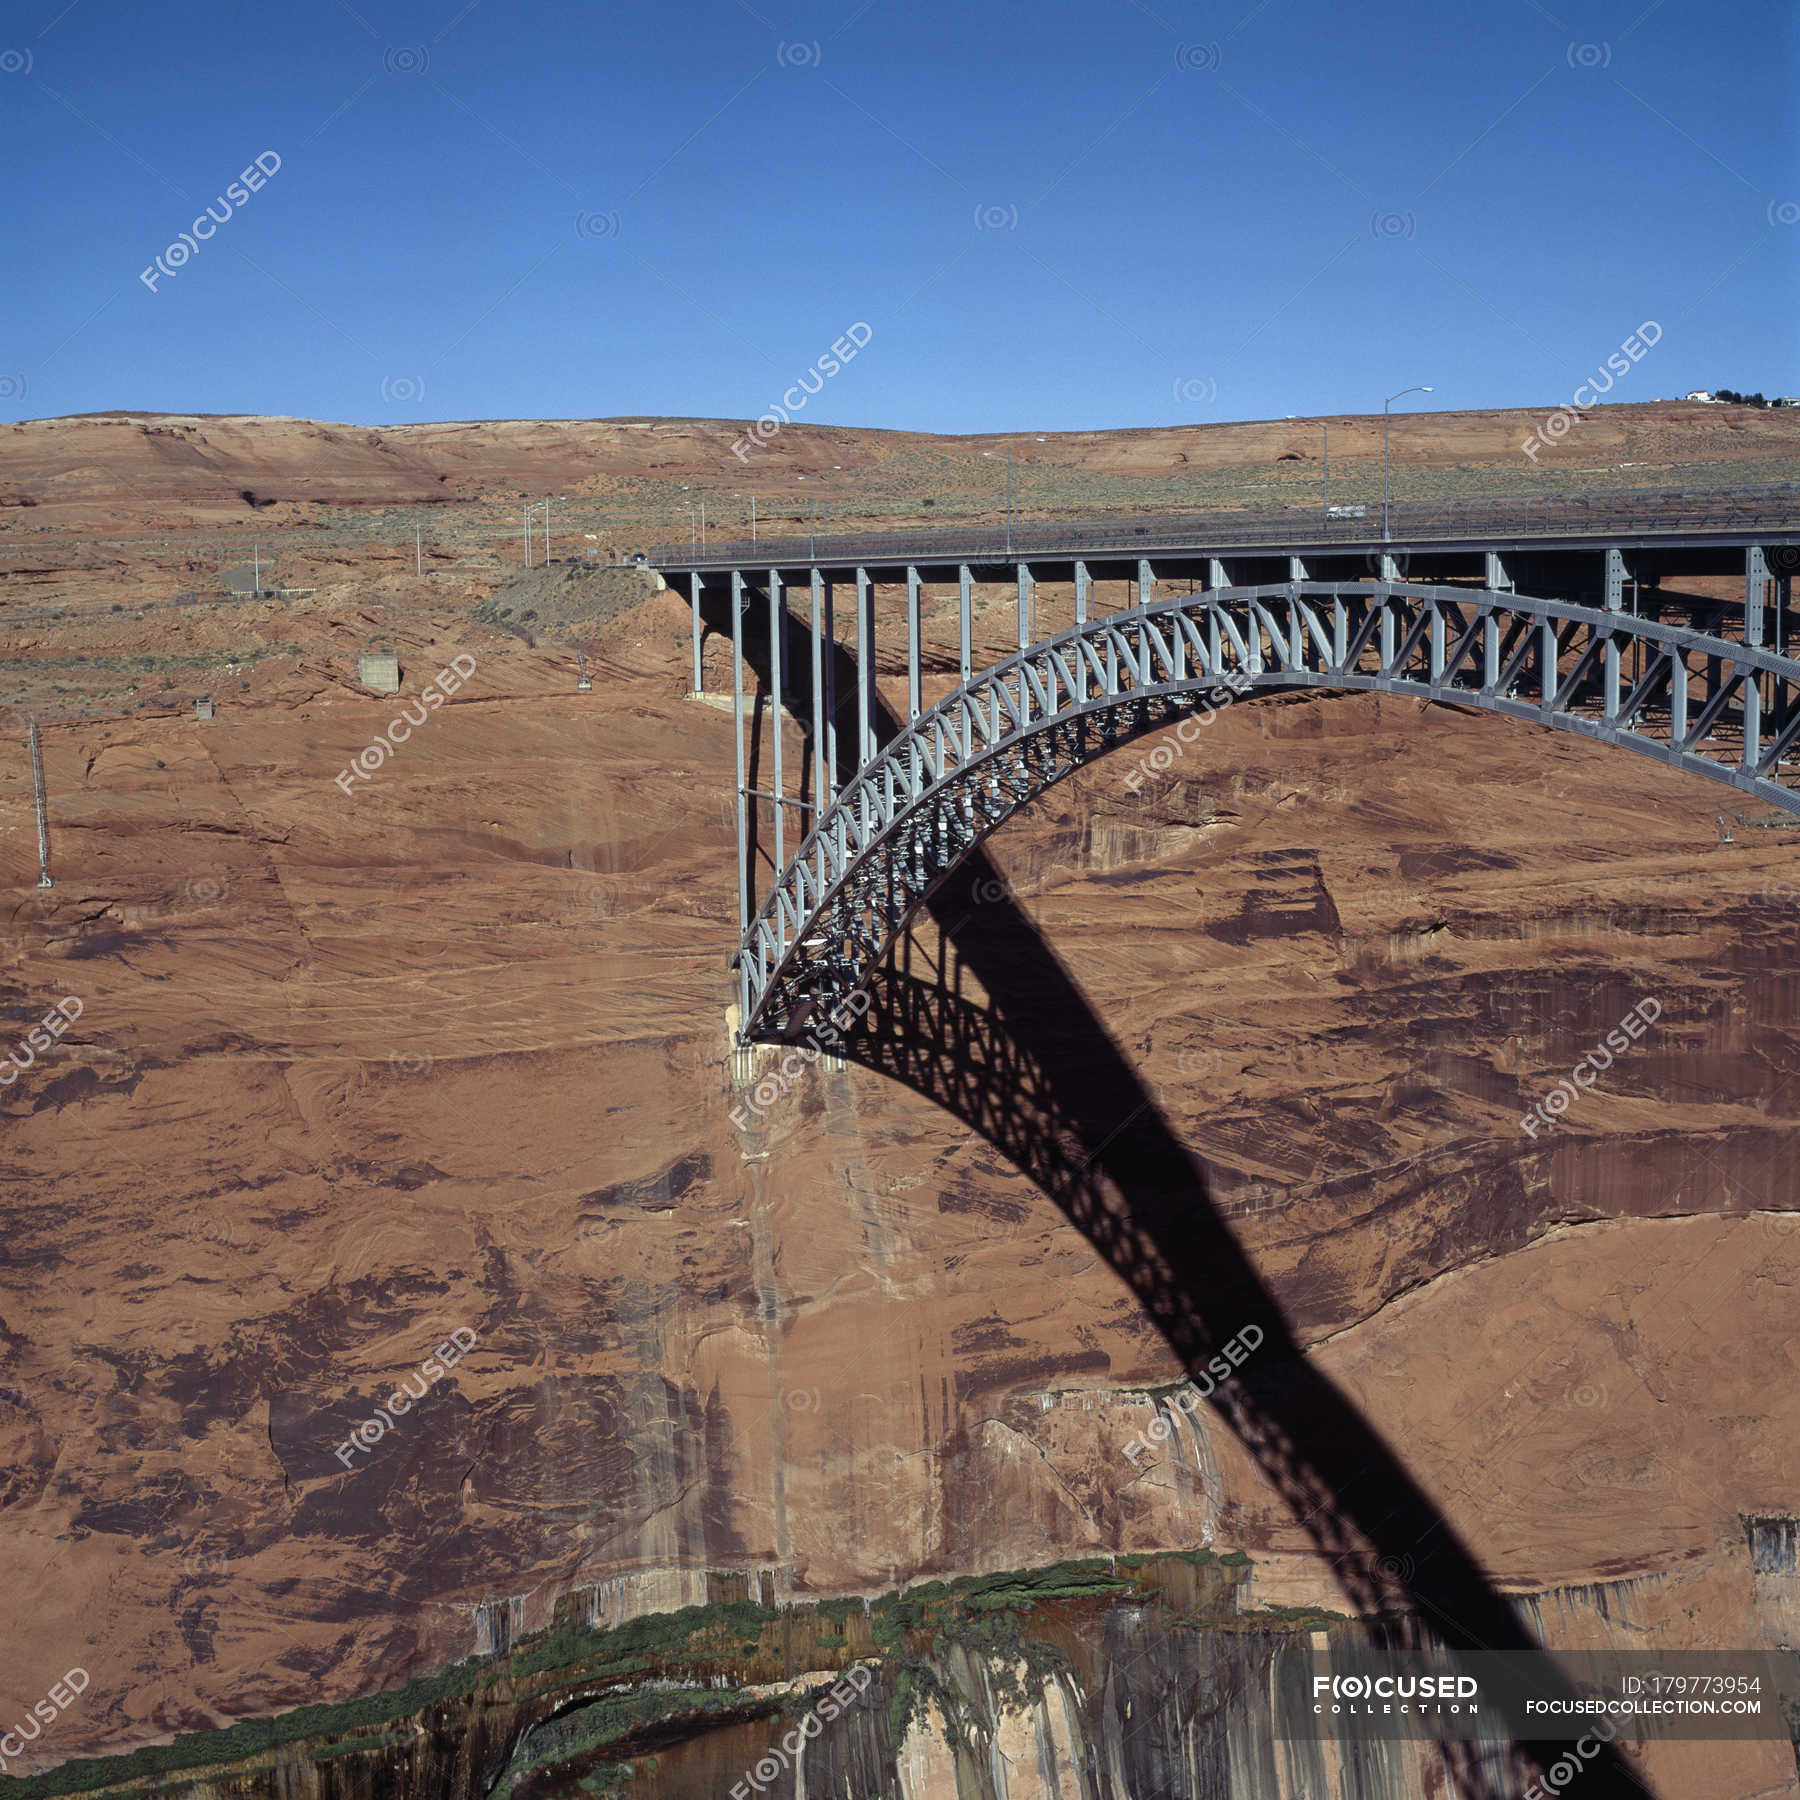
538;496;566;564
983;439;1044;554
1322;423;1329;512
1383;386;1434;541
982;451;1009;553
798;467;840;557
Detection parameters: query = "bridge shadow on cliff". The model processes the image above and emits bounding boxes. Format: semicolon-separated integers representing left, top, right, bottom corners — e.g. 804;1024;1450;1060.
697;586;1652;1800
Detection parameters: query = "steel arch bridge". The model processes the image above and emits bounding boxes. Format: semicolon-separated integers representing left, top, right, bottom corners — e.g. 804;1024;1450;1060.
732;580;1800;1041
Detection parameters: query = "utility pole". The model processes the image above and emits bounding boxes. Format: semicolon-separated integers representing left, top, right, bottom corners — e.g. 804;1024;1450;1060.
29;719;52;888
415;524;422;576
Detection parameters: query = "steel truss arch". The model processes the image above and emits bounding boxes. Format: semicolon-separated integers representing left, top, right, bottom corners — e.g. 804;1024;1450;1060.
736;582;1800;1041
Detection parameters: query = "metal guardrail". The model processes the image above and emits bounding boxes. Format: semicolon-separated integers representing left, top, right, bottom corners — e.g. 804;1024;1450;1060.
664;483;1800;573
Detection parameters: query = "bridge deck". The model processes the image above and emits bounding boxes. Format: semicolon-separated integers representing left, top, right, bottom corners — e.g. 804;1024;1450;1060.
656;483;1799;579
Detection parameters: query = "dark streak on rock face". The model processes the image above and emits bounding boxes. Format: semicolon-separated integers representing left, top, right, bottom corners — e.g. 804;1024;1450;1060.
951;1348;1113;1408
951;1314;1029;1355
579;1151;712;1219
73;1469;210;1538
1205;852;1342;946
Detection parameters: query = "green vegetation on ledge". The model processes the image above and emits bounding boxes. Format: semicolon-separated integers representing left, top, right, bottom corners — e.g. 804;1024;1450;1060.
0;1548;1271;1800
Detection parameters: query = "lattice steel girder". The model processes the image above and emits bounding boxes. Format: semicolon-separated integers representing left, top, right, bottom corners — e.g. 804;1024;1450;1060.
734;582;1800;1041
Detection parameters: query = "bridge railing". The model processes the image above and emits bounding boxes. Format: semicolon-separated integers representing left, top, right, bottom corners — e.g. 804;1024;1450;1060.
662;482;1800;572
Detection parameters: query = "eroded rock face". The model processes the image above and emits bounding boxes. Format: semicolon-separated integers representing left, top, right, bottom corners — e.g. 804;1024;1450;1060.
0;583;1796;1795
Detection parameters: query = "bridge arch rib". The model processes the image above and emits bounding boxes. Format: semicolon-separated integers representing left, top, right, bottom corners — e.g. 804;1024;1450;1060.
735;581;1800;1041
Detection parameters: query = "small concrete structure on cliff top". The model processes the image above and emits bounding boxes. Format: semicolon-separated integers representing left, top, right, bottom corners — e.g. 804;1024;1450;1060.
357;650;401;694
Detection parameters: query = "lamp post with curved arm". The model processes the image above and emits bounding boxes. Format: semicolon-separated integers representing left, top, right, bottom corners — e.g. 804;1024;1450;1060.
1383;387;1433;540
679;486;706;555
981;436;1046;554
797;466;840;558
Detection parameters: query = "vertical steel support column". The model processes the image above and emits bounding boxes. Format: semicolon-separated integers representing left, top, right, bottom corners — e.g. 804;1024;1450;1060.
1743;662;1761;770
1015;564;1033;725
1208;557;1228;592
1429;602;1445;681
1604;548;1625;613
768;570;785;876
690;571;704;693
1670;652;1688;746
731;571;749;936
810;569;827;811
1332;595;1348;669
823;577;838;799
1485;550;1511;593
1604;634;1621;719
1288;555;1308;583
1380;552;1402;583
1747;545;1769;648
906;565;923;719
1541;617;1558;709
1073;561;1090;699
1138;558;1154;613
1378;599;1396;673
856;566;876;765
1483;611;1501;690
957;564;973;684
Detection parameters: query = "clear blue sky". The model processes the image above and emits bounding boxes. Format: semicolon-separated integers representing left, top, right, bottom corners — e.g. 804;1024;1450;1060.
4;0;1796;430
